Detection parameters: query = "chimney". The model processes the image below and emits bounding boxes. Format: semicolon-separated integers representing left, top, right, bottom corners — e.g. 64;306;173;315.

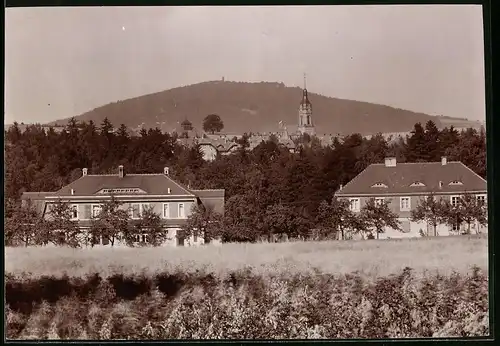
339;184;343;191
384;157;397;167
71;189;75;195
164;167;169;176
441;156;447;165
82;168;88;177
439;181;443;189
118;165;124;178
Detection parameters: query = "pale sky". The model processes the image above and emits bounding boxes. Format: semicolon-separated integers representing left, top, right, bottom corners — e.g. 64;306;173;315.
5;5;485;125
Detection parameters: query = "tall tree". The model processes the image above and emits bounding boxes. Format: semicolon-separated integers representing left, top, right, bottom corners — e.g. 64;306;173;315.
89;196;131;246
441;193;488;235
202;114;224;134
44;199;81;247
130;206;168;246
263;203;310;242
5;201;44;247
361;198;401;239
405;122;428;162
424;120;442;161
345;212;370;240
5;121;23;144
316;197;352;240
181;203;224;244
410;194;447;236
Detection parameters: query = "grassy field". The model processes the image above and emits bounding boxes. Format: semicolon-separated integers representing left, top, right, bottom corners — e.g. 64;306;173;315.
5;235;490;339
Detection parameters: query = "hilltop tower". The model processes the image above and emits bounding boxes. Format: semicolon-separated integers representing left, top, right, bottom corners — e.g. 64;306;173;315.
297;73;315;136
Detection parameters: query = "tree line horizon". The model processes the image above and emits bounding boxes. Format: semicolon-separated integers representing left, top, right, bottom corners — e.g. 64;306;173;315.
4;116;487;246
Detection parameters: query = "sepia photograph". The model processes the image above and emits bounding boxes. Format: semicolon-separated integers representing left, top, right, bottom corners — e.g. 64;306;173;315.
4;4;490;340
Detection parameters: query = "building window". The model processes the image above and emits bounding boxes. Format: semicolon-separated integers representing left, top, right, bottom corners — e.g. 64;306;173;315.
178;203;185;218
70;205;78;220
375;197;385;207
135;233;148;243
400;197;411;211
371;182;388;188
477;194;487;206
410;182;426;187
349;198;360;212
141;203;151;216
130;204;140;219
92;205;102;218
450;195;460;208
82;204;92;220
193;233;198;242
449;181;464;186
99;188;142;194
163;203;170;219
452;223;461;232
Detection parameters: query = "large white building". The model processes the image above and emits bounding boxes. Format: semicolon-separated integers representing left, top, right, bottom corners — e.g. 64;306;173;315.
21;165;225;247
335;157;488;239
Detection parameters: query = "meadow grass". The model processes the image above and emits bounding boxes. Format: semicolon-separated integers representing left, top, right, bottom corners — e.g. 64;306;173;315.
5;234;490;339
5;234;488;279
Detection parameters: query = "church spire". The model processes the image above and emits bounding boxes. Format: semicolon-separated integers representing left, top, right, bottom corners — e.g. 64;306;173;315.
297;73;315;136
300;73;311;105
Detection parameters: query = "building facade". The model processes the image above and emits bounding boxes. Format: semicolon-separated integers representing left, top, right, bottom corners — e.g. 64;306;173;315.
21;165;225;247
197;137;240;161
335;157;488;239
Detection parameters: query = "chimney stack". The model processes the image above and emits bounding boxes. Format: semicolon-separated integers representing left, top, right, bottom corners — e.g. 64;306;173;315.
339;184;343;191
71;189;75;195
82;168;88;177
164;167;169;176
118;165;124;178
441;157;447;165
439;181;443;189
384;157;397;167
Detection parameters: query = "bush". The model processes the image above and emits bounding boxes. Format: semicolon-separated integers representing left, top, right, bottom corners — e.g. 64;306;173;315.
5;267;489;339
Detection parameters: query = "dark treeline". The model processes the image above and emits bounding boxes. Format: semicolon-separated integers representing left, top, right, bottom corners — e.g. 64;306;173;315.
5;118;486;242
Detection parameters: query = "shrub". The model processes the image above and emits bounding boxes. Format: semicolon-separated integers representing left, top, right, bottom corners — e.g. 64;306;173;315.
5;267;489;340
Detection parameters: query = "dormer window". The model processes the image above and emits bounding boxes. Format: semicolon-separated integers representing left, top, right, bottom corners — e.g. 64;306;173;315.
410;182;426;187
371;182;388;188
449;181;464;186
97;188;145;194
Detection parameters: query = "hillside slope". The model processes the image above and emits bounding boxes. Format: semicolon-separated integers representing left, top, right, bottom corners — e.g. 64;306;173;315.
48;81;474;136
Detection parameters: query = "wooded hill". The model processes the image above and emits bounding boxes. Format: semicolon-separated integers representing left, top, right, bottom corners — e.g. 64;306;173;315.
47;81;479;136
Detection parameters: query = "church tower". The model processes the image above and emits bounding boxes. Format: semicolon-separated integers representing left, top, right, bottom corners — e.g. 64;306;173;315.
297;73;315;136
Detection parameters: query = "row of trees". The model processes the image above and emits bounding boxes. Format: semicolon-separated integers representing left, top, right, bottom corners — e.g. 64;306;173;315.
6;190;487;248
5;117;487;244
5;197;173;247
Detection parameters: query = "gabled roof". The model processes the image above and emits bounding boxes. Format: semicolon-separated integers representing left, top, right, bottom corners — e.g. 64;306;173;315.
197;138;239;152
53;173;195;197
336;161;487;196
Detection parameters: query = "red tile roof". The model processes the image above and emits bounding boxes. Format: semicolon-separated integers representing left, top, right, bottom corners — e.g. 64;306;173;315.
336;161;487;196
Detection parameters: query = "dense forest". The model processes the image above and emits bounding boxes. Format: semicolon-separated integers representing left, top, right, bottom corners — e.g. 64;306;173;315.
4;117;487;244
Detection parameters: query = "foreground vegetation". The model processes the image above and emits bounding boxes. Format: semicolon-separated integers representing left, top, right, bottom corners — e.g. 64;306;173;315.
5;236;489;339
